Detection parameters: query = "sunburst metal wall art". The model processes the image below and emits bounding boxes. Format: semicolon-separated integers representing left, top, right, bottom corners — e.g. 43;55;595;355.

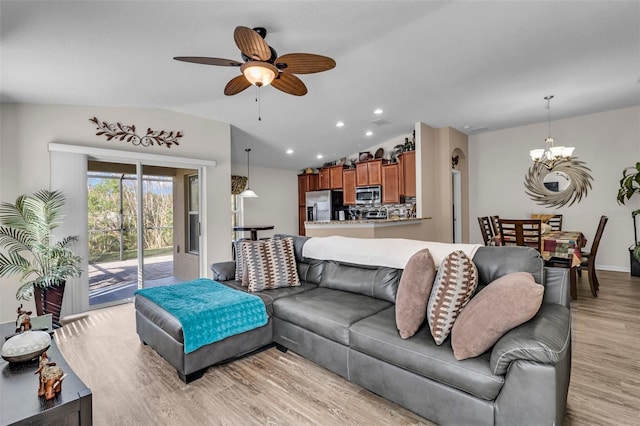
524;158;593;208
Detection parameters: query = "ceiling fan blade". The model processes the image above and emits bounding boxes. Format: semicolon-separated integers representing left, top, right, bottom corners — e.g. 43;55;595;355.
224;75;252;96
234;26;271;61
271;72;308;96
275;53;336;74
174;56;242;67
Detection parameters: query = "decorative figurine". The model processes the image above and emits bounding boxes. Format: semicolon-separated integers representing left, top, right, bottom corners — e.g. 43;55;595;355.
15;304;32;333
35;352;66;400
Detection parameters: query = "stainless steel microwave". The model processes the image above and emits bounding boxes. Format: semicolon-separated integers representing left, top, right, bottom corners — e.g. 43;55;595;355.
355;185;381;205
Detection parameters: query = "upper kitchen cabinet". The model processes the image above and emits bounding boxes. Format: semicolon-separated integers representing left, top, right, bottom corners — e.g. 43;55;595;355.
319;165;345;190
398;151;416;197
356;159;383;187
343;169;356;205
329;165;345;189
382;163;400;204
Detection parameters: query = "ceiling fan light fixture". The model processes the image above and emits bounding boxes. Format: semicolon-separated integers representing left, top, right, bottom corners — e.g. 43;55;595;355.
241;62;277;87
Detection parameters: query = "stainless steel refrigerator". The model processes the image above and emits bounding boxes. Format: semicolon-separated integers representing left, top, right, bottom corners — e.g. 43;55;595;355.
305;190;343;222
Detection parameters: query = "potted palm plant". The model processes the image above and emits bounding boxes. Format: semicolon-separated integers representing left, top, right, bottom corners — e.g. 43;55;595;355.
0;190;82;327
617;162;640;276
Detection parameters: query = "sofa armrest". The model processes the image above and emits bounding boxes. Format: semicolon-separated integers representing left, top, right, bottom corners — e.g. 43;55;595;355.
490;304;570;375
210;261;236;281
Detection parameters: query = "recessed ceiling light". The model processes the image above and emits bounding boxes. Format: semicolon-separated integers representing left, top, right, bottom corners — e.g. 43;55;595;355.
374;109;383;114
336;121;344;127
317;154;323;159
365;131;373;136
286;149;294;154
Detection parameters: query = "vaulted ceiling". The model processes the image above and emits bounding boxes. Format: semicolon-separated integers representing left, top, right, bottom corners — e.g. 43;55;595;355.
1;1;638;170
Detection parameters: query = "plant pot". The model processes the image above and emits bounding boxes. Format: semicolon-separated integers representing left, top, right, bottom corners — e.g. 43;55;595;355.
33;282;66;328
630;247;640;277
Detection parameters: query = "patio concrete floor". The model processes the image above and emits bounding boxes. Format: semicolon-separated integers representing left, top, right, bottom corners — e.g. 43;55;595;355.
88;255;181;306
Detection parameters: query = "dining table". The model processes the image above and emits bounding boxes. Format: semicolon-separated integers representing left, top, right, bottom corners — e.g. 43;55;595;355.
233;225;275;241
491;229;587;300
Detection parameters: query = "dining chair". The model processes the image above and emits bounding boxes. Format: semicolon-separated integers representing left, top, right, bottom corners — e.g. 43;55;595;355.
548;214;563;231
490;215;500;236
498;219;542;251
577;215;608;297
477;216;494;246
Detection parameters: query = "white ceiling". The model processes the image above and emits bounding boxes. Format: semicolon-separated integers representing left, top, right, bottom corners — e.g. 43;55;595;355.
1;1;639;170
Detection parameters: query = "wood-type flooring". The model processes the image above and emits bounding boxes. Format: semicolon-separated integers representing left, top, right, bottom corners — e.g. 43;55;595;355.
54;270;640;425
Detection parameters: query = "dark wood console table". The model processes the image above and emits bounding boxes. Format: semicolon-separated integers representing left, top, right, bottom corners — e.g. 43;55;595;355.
0;322;92;425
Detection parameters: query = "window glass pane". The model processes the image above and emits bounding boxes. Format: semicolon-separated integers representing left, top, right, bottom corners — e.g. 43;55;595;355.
189;175;199;211
188;213;199;252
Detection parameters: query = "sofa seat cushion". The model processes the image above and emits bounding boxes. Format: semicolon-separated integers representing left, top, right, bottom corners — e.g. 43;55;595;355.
272;288;392;345
219;280;318;315
349;306;505;401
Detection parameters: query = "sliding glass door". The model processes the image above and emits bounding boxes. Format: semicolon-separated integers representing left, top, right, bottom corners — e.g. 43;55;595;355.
87;161;198;307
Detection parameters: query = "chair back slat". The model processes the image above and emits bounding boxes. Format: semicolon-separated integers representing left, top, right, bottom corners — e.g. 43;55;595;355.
490;215;500;236
548;214;563;231
499;219;542;251
478;216;494;246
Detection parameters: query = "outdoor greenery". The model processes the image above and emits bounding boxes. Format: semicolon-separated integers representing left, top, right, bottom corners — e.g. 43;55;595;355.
0;190;82;300
88;176;173;262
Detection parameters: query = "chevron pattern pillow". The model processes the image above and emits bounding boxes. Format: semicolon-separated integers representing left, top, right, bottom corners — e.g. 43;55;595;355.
427;250;478;345
243;237;301;292
234;239;251;285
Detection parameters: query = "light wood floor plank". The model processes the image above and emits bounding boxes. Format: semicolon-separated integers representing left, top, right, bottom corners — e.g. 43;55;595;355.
55;271;640;425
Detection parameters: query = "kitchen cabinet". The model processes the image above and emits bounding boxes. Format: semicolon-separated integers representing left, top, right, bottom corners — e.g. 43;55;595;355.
367;159;383;185
343;169;356;205
398;151;416;197
356;159;383;187
298;173;318;236
318;168;330;189
329;165;345;189
318;165;345;190
382;163;400;204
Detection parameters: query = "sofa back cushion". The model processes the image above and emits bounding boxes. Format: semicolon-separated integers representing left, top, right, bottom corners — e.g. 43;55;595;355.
319;261;401;303
275;234;324;284
472;246;544;286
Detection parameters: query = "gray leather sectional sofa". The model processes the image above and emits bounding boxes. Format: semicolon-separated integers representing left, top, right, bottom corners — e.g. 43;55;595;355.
135;234;572;425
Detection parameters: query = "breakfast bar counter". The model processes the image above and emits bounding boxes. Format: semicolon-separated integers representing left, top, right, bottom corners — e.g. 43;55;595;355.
305;217;430;239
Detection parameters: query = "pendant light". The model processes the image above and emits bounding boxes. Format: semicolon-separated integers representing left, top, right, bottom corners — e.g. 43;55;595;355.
240;148;258;198
529;95;575;169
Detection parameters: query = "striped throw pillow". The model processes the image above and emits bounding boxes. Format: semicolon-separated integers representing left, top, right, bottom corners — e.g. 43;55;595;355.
243;237;301;292
427;250;478;345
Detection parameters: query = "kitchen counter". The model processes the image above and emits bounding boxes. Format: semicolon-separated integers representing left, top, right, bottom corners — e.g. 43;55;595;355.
304;217;431;239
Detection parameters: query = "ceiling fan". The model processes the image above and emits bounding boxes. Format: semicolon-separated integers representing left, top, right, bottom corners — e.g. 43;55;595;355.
174;26;336;96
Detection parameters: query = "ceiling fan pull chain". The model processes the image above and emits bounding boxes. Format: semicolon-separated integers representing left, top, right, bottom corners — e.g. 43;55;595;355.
256;86;262;121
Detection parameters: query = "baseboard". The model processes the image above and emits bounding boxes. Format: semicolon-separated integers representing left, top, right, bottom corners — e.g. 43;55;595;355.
595;264;629;273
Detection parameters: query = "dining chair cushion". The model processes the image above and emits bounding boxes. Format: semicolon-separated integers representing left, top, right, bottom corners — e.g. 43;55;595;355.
451;272;544;360
243;237;301;292
395;249;437;339
427;250;478;345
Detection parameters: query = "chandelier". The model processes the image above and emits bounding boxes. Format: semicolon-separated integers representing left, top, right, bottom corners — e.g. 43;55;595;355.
529;95;575;169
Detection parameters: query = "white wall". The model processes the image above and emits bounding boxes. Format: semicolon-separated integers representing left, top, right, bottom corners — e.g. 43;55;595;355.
231;164;299;242
0;103;231;322
469;105;640;271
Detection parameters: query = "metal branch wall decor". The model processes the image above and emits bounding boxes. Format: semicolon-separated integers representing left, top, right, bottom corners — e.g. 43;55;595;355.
524;158;593;208
89;117;183;148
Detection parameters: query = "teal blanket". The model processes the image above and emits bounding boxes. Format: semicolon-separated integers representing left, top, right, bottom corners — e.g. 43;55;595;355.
135;279;268;354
